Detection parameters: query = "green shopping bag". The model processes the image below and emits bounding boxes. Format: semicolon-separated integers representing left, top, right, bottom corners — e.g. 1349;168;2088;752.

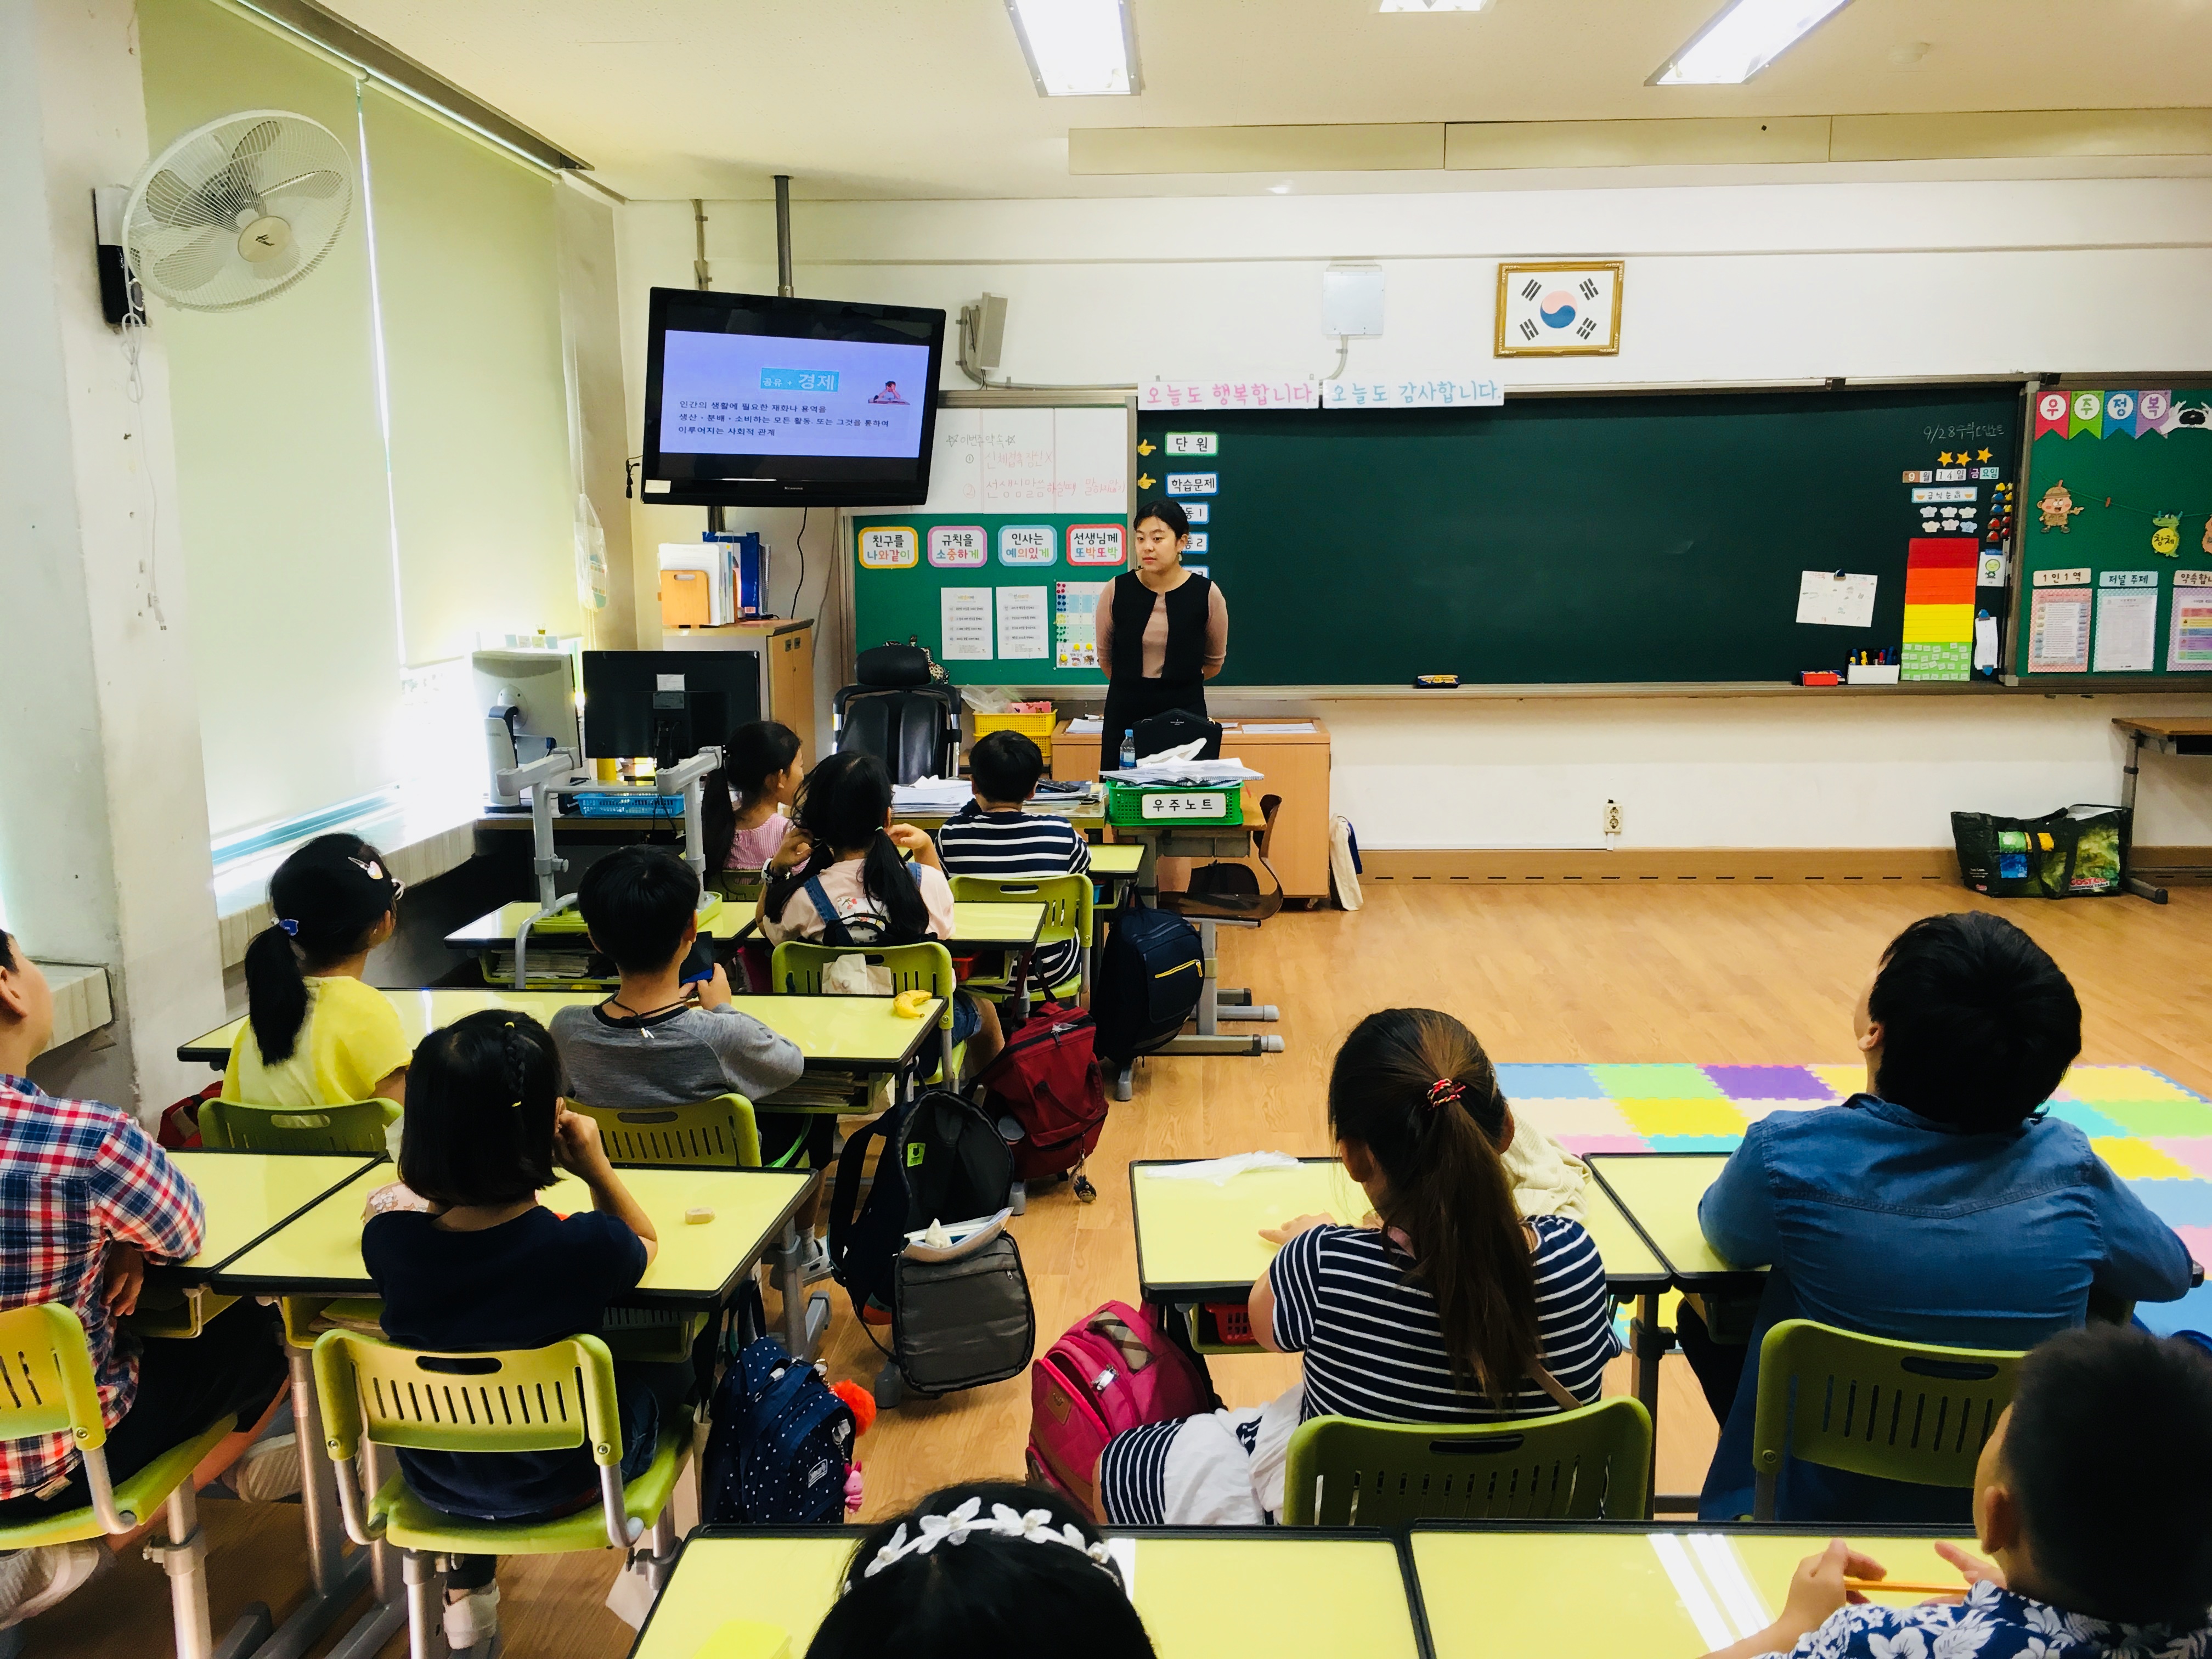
1951;805;2130;899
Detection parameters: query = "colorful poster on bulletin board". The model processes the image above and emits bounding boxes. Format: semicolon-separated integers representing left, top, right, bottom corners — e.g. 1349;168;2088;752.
2013;385;2212;678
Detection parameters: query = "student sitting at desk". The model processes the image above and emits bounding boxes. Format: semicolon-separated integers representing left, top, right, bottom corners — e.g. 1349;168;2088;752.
935;730;1091;996
810;1480;1154;1659
1700;1325;2212;1659
0;930;289;1627
364;1011;687;1656
702;718;803;873
761;752;1002;1075
224;833;410;1111
1096;1008;1618;1527
1692;912;2192;1525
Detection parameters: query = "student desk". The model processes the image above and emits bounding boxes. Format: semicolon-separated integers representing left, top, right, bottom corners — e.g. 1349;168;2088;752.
1586;1154;1754;1291
1125;1157;1673;1418
625;1527;1421;1659
443;899;1044;950
175;989;943;1090
160;1149;382;1284
1411;1523;1974;1658
946;899;1046;950
2111;716;2212;903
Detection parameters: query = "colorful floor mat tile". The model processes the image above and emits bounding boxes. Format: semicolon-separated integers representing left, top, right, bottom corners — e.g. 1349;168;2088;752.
1509;1063;2212;1339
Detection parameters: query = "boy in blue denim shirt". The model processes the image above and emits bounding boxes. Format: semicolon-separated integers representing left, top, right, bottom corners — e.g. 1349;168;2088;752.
1694;912;2191;1522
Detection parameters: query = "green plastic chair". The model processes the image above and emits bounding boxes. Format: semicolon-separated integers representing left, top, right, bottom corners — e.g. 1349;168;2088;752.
312;1327;692;1649
947;873;1092;1003
0;1303;266;1658
1751;1318;2024;1521
771;940;965;1084
568;1093;778;1170
1280;1398;1652;1527
202;1095;399;1154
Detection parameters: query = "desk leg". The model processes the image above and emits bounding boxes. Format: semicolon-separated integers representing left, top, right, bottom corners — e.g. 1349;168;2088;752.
774;1218;828;1363
245;1332;382;1659
1630;1294;1700;1517
1158;918;1284;1060
2121;732;2171;904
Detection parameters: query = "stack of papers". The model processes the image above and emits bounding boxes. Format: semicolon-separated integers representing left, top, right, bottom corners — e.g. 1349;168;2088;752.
1065;715;1104;734
890;777;973;813
1240;721;1316;734
1115;758;1265;786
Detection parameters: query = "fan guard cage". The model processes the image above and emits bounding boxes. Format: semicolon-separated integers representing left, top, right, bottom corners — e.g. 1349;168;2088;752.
123;109;354;313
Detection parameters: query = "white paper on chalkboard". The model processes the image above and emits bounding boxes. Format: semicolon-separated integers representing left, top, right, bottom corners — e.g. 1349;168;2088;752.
2092;589;2157;673
921;407;1127;514
940;588;993;661
995;586;1049;659
1796;571;1878;629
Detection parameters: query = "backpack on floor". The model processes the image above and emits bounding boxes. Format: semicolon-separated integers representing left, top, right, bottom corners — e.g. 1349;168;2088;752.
1028;1301;1212;1514
891;1227;1036;1396
1091;894;1203;1068
699;1289;856;1525
828;1088;1015;1321
976;1003;1108;1193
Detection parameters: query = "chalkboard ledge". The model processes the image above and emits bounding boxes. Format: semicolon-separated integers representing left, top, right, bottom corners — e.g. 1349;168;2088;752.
978;680;2212;703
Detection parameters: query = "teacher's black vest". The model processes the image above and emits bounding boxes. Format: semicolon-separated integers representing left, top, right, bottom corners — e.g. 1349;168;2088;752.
1109;571;1212;686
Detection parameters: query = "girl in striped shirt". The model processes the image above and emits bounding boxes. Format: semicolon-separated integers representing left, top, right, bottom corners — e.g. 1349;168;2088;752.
1098;1007;1619;1526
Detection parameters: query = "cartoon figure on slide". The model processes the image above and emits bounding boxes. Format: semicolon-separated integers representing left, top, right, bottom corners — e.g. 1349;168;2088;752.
2036;481;2085;533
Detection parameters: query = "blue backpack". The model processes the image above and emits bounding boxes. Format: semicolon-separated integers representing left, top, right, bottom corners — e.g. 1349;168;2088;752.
700;1294;855;1525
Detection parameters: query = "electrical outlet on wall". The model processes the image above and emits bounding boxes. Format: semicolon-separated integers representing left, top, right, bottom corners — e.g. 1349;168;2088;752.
1604;799;1623;837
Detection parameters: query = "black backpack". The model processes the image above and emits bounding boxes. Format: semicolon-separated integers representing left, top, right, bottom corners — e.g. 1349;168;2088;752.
828;1089;1015;1319
1091;894;1203;1068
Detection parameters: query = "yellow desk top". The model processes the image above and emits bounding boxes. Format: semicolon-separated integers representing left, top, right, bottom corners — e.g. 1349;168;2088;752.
177;990;940;1074
445;901;756;948
1587;1154;1756;1284
1129;1158;1666;1302
1412;1526;1974;1658
1088;843;1146;878
629;1531;1419;1659
212;1164;812;1309
946;900;1045;949
163;1150;380;1280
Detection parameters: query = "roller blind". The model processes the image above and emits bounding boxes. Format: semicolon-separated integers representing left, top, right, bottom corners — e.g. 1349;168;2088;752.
137;0;404;838
361;86;578;667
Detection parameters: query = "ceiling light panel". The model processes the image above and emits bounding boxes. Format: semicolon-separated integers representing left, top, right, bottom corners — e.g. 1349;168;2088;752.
1650;0;1857;86
1006;0;1142;97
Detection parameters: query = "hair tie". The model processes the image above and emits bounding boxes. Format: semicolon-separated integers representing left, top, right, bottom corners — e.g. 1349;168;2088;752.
1426;1078;1465;1113
277;918;300;937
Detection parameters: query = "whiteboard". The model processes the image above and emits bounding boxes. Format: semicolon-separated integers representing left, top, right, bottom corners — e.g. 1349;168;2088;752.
922;406;1128;514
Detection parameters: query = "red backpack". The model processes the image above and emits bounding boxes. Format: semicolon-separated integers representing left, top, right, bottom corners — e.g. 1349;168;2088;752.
1028;1301;1211;1515
973;1003;1108;1198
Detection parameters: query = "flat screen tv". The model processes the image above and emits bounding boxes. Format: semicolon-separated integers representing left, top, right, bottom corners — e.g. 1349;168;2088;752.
640;287;947;507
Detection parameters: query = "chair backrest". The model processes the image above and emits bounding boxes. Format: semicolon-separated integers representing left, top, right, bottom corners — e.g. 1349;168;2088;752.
568;1094;763;1169
0;1304;105;1453
834;685;957;785
947;873;1092;966
1280;1399;1652;1527
1751;1318;2024;1520
312;1328;620;1463
204;1096;399;1154
770;941;957;1030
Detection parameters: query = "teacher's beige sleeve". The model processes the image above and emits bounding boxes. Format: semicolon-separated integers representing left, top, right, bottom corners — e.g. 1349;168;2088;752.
1204;583;1229;672
1094;584;1115;665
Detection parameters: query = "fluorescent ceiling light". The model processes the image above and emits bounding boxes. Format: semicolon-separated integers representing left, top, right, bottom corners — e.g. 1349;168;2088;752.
1379;1;1494;11
1006;0;1141;97
1649;0;1855;84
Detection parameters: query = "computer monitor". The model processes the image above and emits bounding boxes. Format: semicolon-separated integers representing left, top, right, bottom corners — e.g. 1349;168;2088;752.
473;648;580;763
581;650;760;766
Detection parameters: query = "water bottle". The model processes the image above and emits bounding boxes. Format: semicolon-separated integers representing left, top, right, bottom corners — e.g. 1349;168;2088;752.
1119;727;1136;770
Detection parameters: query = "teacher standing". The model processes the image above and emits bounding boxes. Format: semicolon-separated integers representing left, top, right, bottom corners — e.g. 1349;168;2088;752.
1096;498;1229;768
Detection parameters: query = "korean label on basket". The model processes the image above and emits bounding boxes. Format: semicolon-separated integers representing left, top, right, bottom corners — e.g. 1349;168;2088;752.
1139;792;1228;820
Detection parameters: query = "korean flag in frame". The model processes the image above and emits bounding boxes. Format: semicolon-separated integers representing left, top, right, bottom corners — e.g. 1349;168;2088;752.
1496;261;1623;357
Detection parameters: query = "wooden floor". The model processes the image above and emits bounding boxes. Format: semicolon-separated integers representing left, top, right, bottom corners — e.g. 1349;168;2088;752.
39;881;2212;1657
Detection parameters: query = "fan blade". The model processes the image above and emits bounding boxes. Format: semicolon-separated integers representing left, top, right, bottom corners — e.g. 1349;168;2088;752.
259;169;344;202
250;240;302;285
151;229;228;295
229;119;283;168
142;168;228;228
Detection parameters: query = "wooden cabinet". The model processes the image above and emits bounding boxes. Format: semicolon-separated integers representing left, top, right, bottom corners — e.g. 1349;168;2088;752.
660;619;816;761
1052;718;1334;901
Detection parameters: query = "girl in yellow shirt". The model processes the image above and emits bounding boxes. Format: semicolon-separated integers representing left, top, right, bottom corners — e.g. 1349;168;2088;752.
224;834;411;1108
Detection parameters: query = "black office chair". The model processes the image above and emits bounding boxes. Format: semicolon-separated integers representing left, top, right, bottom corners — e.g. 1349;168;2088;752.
834;644;959;785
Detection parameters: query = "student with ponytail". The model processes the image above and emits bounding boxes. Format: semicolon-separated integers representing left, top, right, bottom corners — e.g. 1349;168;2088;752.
761;751;1001;1070
1095;1007;1618;1527
225;833;410;1109
701;719;804;873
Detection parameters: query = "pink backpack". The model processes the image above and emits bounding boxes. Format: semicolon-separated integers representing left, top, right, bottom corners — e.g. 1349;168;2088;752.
1027;1301;1211;1514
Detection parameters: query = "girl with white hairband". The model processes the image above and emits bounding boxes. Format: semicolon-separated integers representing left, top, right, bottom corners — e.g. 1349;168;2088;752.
809;1481;1153;1659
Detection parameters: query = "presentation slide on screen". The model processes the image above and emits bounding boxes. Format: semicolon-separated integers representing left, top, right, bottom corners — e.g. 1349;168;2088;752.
660;331;930;460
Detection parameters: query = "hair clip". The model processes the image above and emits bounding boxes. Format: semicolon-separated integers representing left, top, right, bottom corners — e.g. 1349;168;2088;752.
277;918;300;937
858;1497;1116;1582
1426;1077;1466;1113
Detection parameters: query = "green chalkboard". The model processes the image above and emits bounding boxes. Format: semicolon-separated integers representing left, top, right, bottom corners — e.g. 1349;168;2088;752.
1136;385;2024;687
2013;386;2212;678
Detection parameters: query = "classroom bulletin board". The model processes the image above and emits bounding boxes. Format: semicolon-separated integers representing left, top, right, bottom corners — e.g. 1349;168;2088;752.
850;402;1130;689
2012;386;2212;679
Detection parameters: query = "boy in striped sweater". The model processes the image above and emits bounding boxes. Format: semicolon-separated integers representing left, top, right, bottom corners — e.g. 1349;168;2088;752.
936;731;1092;996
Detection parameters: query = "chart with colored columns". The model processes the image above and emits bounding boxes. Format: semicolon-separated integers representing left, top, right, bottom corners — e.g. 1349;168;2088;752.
1500;1062;2212;1338
1901;537;1976;680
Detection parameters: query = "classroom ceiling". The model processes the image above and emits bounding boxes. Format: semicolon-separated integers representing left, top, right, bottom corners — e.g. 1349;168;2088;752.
319;0;2212;200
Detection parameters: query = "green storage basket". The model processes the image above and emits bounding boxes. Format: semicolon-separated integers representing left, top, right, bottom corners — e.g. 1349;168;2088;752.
1103;779;1243;828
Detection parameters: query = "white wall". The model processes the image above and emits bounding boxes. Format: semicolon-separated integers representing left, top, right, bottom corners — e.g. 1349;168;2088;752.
617;177;2212;848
